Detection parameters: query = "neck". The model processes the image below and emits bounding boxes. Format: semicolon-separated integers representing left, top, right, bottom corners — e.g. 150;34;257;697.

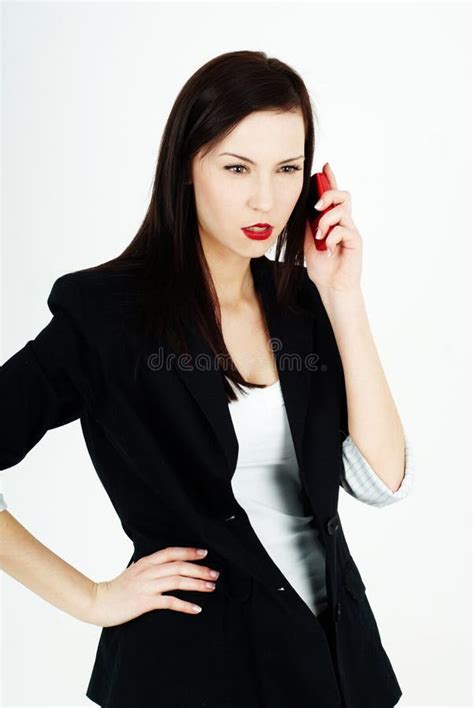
202;248;260;309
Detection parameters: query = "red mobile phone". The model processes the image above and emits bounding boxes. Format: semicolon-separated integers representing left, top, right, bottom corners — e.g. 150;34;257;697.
307;171;334;251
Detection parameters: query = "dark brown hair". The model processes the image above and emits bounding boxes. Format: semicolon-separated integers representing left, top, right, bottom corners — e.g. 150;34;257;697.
85;50;318;402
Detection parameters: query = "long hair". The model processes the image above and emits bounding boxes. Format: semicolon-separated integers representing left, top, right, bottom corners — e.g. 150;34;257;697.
84;50;318;402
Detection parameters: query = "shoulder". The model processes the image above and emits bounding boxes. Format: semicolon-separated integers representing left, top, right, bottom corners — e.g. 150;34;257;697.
47;262;144;335
50;263;140;298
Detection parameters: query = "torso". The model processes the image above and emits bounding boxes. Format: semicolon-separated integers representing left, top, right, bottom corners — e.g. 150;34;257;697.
220;291;279;387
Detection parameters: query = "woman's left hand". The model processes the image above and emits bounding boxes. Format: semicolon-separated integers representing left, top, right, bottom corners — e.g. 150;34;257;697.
303;162;363;293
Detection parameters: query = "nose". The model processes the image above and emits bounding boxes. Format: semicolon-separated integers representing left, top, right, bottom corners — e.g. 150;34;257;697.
247;181;274;213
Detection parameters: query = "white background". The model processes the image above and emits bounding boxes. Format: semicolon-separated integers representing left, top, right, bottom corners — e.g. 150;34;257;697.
1;1;472;706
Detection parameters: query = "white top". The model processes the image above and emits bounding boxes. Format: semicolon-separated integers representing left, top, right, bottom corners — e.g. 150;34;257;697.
226;377;414;617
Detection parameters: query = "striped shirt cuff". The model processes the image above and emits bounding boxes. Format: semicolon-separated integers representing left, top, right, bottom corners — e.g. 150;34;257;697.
340;433;415;508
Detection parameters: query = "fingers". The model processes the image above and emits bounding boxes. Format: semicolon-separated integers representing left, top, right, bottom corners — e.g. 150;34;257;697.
315;189;351;211
137;546;222;615
316;204;354;241
158;595;204;614
325;226;345;257
155;572;218;597
159;559;220;581
146;546;209;564
153;568;218;616
142;546;220;581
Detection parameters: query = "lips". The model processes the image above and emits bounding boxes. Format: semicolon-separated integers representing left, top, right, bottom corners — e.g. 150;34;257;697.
241;224;274;240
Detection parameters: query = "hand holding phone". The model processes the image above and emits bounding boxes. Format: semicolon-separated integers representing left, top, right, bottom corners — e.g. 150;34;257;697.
307;171;335;251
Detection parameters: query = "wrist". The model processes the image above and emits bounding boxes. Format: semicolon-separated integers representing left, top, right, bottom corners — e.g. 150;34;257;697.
318;285;365;308
81;580;102;626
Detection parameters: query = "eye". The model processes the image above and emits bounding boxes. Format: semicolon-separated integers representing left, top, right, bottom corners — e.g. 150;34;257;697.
281;165;303;174
224;164;248;175
224;164;303;175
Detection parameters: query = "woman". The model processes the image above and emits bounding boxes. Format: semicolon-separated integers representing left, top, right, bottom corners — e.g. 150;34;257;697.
0;51;414;707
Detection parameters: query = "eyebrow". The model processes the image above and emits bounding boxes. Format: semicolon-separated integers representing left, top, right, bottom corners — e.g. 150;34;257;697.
218;152;305;166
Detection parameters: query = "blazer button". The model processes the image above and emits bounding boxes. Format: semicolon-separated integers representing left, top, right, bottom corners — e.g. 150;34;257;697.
276;586;286;591
223;513;237;522
326;515;340;535
335;602;341;622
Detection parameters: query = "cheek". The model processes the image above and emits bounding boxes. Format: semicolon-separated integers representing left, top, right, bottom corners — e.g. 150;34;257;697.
283;182;304;212
194;185;241;241
207;182;243;229
199;174;235;212
193;183;221;226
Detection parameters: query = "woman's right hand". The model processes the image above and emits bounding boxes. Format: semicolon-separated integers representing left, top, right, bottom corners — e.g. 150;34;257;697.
88;547;220;627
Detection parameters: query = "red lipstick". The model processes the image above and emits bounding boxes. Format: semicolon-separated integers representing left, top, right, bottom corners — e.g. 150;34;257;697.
241;223;273;240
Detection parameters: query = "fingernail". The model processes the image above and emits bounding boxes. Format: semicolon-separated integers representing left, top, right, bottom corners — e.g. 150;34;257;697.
315;199;323;210
327;247;332;257
192;605;202;613
197;549;208;556
316;228;322;240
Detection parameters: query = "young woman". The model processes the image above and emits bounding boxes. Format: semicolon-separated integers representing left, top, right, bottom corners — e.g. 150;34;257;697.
0;50;414;707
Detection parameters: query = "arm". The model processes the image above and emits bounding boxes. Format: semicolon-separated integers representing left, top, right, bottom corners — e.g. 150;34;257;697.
0;273;100;623
320;286;406;493
0;509;97;623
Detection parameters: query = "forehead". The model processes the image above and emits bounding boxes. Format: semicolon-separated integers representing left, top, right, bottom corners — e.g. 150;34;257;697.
200;109;305;162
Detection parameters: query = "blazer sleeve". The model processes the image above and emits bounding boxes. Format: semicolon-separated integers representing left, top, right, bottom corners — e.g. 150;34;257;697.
0;273;98;471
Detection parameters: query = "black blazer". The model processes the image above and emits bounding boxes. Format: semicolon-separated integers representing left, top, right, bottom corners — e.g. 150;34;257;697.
0;255;402;708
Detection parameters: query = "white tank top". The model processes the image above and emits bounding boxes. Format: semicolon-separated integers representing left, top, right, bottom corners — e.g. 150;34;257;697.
227;377;328;617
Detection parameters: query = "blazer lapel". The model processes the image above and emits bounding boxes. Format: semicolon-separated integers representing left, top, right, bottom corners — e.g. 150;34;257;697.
171;256;316;481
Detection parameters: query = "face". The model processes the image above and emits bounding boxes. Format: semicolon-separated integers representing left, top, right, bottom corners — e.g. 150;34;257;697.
189;109;305;259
